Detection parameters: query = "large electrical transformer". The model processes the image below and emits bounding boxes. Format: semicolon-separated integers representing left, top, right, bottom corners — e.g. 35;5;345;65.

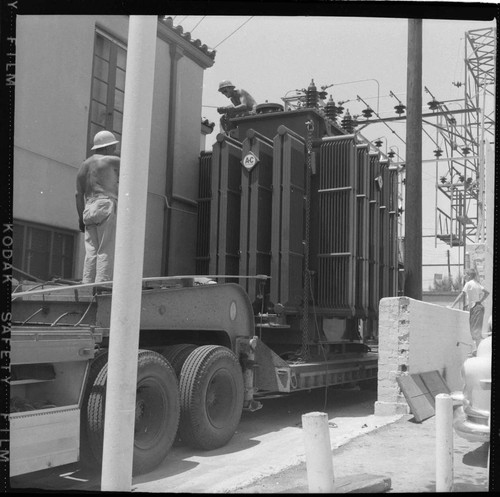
196;83;401;349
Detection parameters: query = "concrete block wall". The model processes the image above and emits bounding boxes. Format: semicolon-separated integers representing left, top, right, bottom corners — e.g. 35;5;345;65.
374;296;472;417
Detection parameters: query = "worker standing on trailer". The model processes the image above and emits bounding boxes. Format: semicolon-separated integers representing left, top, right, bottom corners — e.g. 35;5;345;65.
217;80;257;133
76;130;120;284
449;268;490;351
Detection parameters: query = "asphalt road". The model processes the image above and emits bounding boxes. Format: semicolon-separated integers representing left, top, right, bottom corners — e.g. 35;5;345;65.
10;386;402;493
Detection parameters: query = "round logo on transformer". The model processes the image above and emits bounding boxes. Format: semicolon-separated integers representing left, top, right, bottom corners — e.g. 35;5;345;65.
241;151;259;171
230;301;237;321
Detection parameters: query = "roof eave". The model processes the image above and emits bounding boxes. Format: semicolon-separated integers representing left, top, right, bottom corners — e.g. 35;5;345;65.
157;17;215;69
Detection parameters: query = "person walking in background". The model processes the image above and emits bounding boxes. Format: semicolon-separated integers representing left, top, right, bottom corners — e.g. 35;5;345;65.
76;130;120;284
449;268;490;350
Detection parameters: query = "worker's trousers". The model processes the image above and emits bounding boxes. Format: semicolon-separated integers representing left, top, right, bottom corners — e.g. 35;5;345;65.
82;196;117;284
469;302;485;347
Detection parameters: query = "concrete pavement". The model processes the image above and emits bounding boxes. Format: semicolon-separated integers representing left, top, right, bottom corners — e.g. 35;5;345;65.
234;413;490;493
132;411;402;493
131;388;401;493
9;388;490;493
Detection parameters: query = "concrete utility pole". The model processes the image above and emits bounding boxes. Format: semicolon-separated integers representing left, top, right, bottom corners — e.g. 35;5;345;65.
101;16;157;492
404;19;423;300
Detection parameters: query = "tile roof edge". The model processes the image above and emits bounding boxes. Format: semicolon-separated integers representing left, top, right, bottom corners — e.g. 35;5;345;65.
159;16;216;62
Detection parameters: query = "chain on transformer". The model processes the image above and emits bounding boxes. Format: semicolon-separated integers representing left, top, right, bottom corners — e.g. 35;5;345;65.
300;120;314;361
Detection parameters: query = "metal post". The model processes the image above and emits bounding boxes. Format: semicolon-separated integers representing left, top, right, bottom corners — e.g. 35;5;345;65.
436;393;454;492
101;16;157;492
447;249;451;285
404;19;423;300
302;412;335;493
476;80;487;243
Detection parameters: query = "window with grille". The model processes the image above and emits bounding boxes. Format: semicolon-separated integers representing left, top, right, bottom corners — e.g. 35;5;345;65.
13;222;76;281
88;30;127;153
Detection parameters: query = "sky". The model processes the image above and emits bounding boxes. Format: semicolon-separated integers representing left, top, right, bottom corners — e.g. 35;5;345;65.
167;12;496;290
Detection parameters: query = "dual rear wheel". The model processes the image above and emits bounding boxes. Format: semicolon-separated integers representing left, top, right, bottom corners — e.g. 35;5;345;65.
83;345;244;474
179;345;244;450
86;349;180;475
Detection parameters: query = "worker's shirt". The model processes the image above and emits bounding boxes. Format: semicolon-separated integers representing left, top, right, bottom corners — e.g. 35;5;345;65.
231;89;256;113
462;280;485;308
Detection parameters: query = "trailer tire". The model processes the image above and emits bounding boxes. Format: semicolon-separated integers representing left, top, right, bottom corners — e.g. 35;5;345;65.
161;344;198;377
79;350;108;468
86;349;180;475
178;345;244;450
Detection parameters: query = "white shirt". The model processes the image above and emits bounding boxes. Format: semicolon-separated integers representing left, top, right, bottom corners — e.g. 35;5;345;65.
462;280;485;307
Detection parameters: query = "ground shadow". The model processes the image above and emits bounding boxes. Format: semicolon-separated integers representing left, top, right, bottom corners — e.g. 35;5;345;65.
132;456;199;485
462;442;489;468
10;462;101;492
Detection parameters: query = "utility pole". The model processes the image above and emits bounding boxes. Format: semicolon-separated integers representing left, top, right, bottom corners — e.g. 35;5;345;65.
101;16;157;492
404;19;423;300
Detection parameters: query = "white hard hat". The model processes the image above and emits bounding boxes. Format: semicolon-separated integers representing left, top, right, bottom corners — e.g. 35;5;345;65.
218;80;235;92
92;130;119;150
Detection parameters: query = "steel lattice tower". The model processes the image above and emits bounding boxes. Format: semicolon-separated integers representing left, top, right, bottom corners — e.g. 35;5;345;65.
435;27;496;249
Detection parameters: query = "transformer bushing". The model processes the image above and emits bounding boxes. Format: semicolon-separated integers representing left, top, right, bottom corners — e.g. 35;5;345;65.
324;95;337;121
341;110;355;133
305;79;319;108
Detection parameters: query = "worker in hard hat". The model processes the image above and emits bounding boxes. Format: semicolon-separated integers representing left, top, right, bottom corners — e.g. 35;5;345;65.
75;130;120;284
217;80;257;133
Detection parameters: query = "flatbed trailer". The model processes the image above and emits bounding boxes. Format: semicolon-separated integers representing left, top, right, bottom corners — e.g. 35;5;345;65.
10;277;377;476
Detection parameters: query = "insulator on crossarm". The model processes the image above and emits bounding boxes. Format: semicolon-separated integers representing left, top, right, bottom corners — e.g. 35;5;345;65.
362;107;374;118
394;104;406;115
428;99;440;110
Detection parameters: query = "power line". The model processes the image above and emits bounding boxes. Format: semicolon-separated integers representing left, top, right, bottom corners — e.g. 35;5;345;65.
214;17;254;49
357;94;406;145
190;16;206;34
178;15;189;25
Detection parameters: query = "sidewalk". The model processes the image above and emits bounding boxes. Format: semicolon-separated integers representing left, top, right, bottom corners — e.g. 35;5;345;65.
234;414;490;493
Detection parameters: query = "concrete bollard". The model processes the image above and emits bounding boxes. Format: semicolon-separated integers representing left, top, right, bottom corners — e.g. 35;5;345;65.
302;412;335;493
436;393;454;492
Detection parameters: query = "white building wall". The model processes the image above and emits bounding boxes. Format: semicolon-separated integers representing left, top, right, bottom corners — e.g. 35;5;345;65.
13;15;212;280
143;38;172;277
375;297;472;416
167;55;206;275
13;16;129;228
173;56;205;200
